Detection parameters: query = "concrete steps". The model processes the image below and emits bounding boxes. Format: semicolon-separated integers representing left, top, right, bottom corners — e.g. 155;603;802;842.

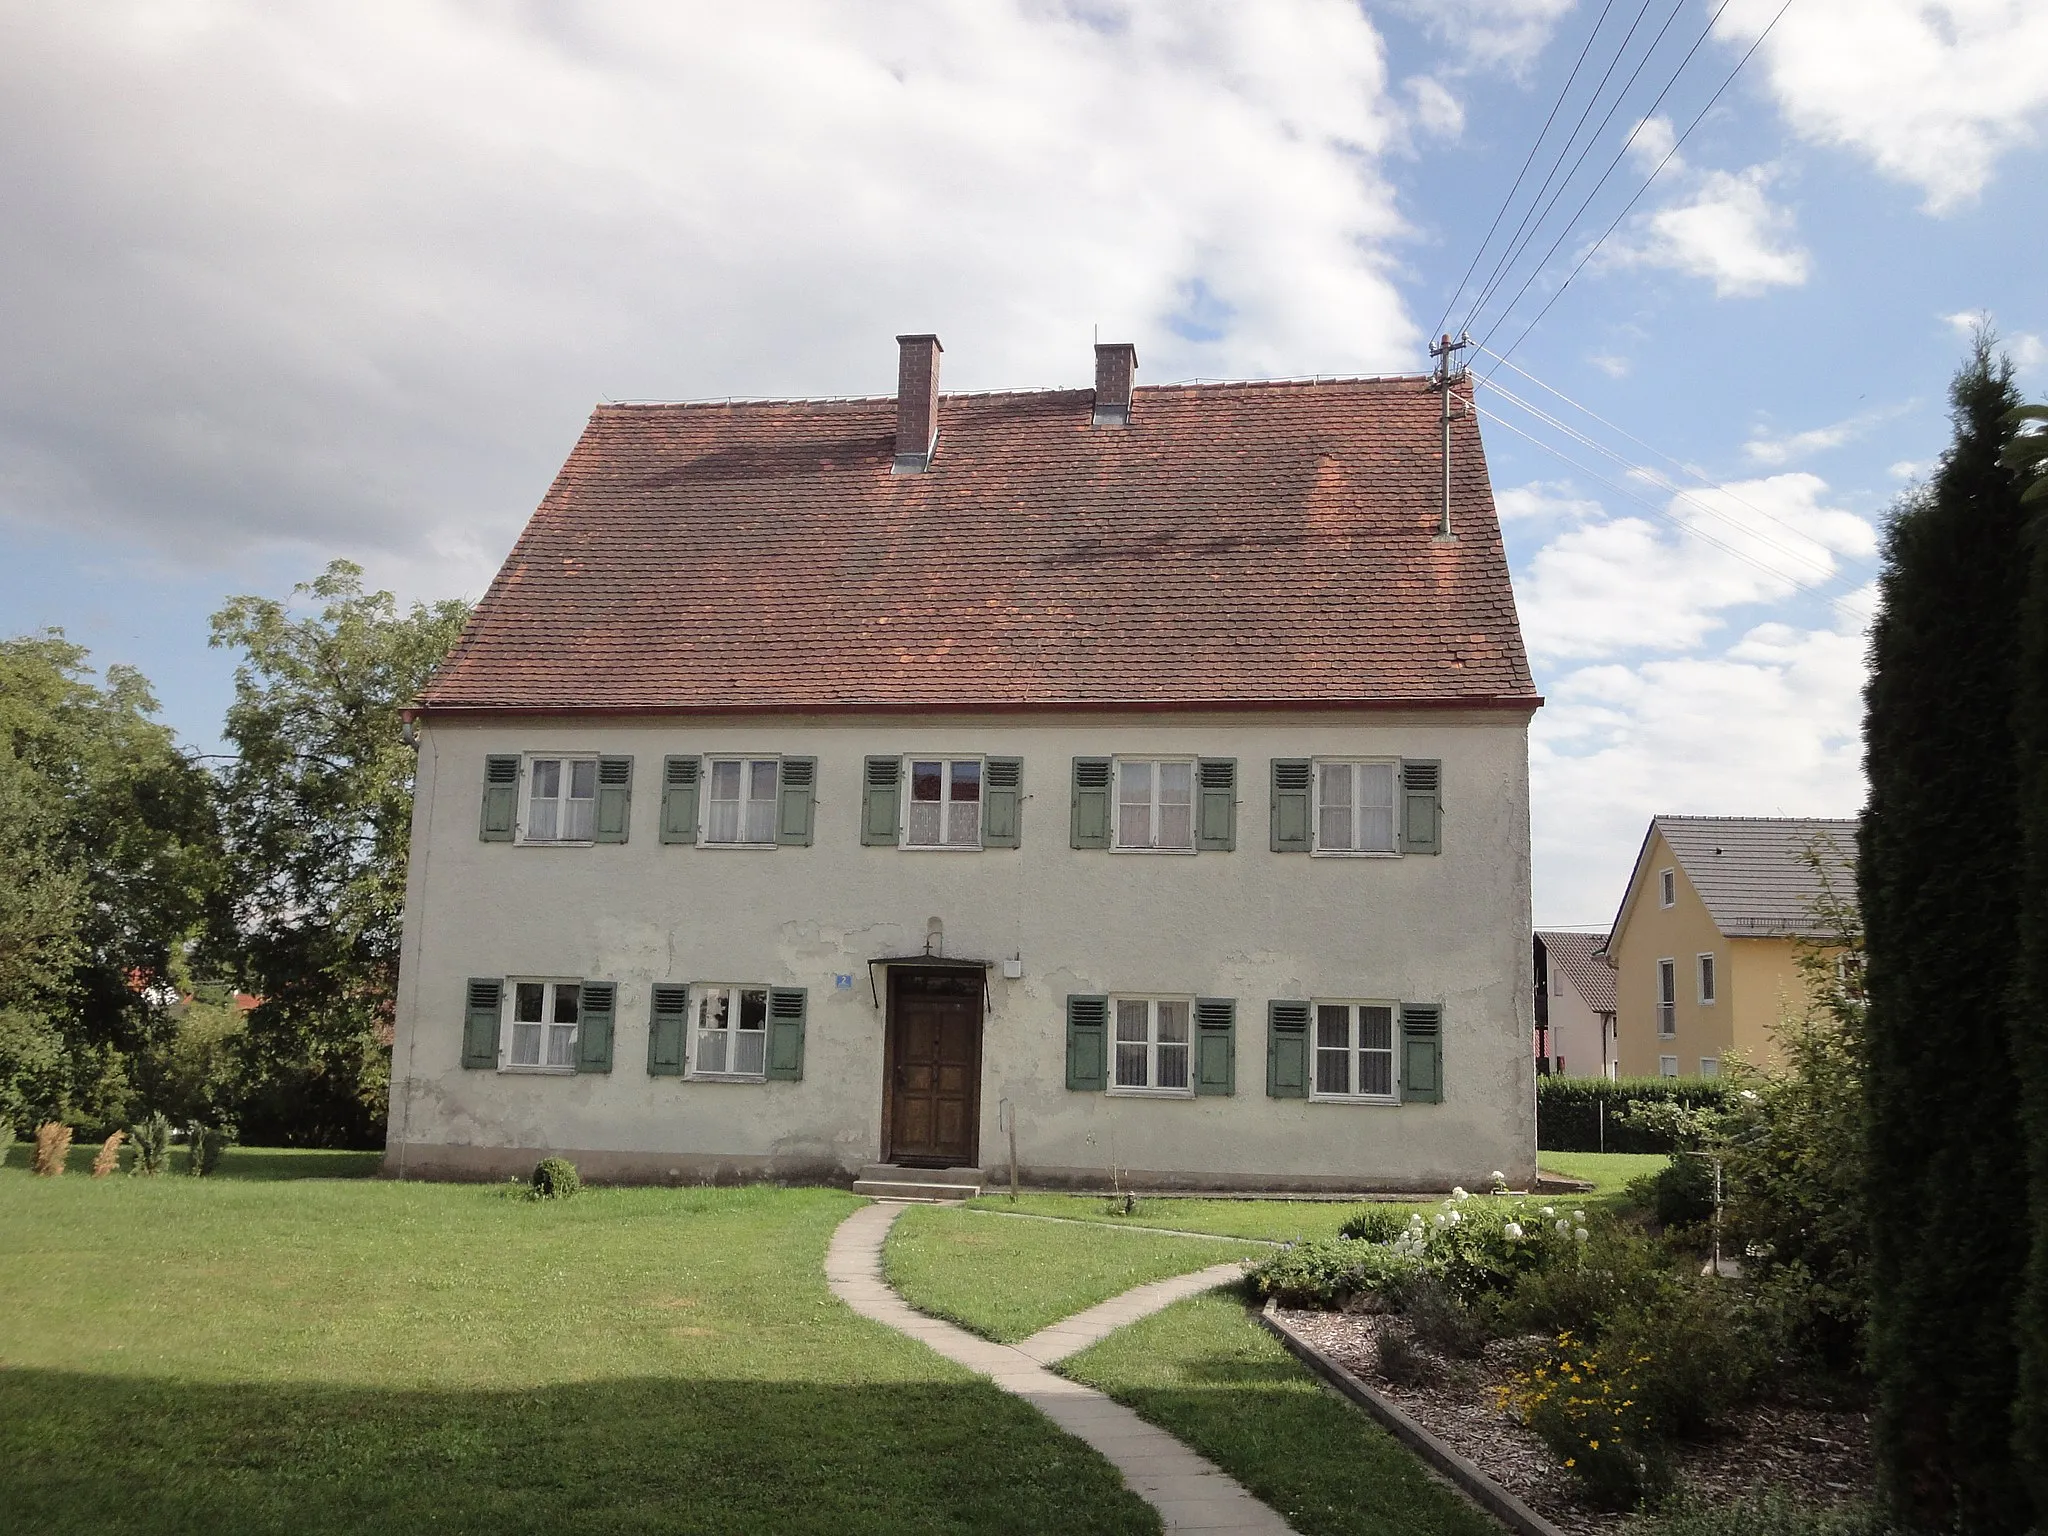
852;1163;983;1202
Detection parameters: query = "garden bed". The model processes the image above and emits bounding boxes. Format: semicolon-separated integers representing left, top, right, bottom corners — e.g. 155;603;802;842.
1276;1307;1875;1535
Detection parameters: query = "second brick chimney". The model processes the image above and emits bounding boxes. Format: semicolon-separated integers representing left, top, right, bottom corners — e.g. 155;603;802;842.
893;334;943;473
1092;342;1137;427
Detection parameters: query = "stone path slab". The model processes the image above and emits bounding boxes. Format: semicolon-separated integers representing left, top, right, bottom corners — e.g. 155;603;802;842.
826;1201;1295;1533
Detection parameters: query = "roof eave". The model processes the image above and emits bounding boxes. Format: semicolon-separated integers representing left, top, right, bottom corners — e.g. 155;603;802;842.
403;693;1545;723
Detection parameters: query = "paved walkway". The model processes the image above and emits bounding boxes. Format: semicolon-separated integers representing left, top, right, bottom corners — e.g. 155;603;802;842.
825;1201;1294;1533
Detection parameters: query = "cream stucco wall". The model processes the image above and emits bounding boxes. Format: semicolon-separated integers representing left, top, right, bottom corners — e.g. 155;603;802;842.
1544;960;1611;1079
387;709;1536;1191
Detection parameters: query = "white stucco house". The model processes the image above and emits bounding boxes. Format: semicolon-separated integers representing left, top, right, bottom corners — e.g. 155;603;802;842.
385;334;1542;1192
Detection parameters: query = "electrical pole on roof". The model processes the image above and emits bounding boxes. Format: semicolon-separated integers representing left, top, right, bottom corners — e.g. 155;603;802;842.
1431;331;1471;541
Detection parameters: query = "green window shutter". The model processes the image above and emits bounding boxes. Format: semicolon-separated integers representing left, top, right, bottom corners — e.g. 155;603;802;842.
576;981;616;1073
660;756;700;844
1270;759;1311;852
594;756;633;843
1266;1000;1310;1097
1401;760;1442;855
1194;997;1236;1095
862;757;902;846
1071;758;1111;849
777;757;816;846
765;988;807;1081
983;757;1023;848
647;983;688;1076
480;756;519;842
1196;759;1237;851
1065;995;1108;1090
1401;1003;1443;1104
462;978;502;1069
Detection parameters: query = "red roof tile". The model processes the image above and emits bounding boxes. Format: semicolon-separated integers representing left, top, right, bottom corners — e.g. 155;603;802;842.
420;376;1537;713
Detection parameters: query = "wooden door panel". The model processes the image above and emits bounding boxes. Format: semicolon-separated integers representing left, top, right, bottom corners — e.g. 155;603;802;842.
887;975;983;1165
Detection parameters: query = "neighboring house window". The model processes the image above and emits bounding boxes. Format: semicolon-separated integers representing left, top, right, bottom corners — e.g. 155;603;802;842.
1312;1002;1397;1102
1314;760;1397;854
1114;760;1194;852
1700;1057;1720;1078
525;757;597;843
1110;997;1192;1093
506;979;580;1069
1660;868;1676;907
1698;953;1717;1004
690;985;769;1078
1657;959;1676;1036
1836;952;1867;1000
1659;1054;1679;1078
906;759;982;848
704;759;779;845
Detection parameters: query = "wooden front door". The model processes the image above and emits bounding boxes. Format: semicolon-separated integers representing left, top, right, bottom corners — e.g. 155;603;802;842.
885;969;983;1166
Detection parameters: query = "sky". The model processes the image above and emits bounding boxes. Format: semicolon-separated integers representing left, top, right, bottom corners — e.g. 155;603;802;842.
1;0;2043;930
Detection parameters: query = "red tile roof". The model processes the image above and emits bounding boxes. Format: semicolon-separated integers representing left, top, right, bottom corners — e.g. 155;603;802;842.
420;377;1537;713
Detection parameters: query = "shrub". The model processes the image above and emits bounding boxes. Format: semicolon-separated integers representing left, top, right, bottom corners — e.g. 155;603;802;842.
128;1111;172;1176
184;1121;234;1176
1338;1204;1413;1243
32;1121;71;1176
1629;1152;1716;1230
530;1155;581;1200
1537;1076;1735;1153
1629;1489;1894;1536
91;1129;125;1179
1412;1192;1582;1303
1503;1331;1669;1509
1375;1325;1436;1386
1599;1280;1769;1438
1403;1275;1495;1358
0;1121;14;1165
1249;1238;1422;1309
1500;1221;1678;1340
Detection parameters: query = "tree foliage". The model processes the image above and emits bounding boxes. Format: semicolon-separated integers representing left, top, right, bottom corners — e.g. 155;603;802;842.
1860;334;2033;1533
206;562;469;1147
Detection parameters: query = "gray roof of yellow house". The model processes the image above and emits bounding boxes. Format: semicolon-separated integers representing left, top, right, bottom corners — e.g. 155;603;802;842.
1620;815;1858;942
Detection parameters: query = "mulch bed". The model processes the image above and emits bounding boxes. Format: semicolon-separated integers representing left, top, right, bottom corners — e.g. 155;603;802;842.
1276;1307;1874;1535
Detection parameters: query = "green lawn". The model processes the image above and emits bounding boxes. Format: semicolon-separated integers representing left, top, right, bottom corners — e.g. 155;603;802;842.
1061;1292;1498;1536
0;1167;1157;1535
959;1192;1419;1243
1538;1149;1669;1201
2;1140;383;1180
885;1204;1263;1342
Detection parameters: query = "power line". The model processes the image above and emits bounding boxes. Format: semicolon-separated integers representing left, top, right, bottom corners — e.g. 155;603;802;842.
1480;0;1798;369
1482;376;1846;581
1462;0;1691;338
1475;404;1874;627
1428;0;1624;345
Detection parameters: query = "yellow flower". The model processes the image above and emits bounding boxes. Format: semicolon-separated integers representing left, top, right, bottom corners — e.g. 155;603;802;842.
1565;1458;1576;1468
1589;1441;1600;1450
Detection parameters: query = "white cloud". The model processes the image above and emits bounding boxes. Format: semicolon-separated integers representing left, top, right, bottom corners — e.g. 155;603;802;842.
1495;481;1603;522
2016;335;2047;372
1403;75;1466;141
1718;0;2048;214
1888;460;1929;479
1606;164;1810;298
0;1;1415;584
1743;404;1906;466
1513;472;1875;661
1943;312;2046;372
1587;353;1630;378
1529;606;1871;927
1393;0;1576;73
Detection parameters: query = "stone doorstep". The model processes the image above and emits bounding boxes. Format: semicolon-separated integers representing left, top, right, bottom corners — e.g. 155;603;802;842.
851;1180;981;1202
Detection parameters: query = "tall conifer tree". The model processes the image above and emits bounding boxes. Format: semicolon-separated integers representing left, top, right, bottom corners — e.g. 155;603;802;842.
1861;336;2033;1533
2005;401;2048;1510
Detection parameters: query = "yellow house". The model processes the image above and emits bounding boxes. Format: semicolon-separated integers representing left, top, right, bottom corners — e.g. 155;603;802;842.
1606;816;1855;1079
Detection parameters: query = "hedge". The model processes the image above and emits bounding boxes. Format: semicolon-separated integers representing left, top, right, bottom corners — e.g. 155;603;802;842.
1537;1076;1736;1153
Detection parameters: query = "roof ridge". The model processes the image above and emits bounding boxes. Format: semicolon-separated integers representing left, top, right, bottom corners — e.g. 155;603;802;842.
593;374;1436;413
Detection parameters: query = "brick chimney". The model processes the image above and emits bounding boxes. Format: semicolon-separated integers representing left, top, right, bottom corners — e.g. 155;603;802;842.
893;334;943;473
1092;342;1137;427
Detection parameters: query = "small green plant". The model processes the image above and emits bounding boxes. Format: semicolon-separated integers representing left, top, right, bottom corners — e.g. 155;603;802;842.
0;1121;15;1165
1337;1204;1412;1243
32;1121;72;1176
1374;1324;1436;1386
1502;1331;1668;1508
1629;1488;1894;1536
530;1156;581;1200
184;1121;234;1176
129;1112;172;1176
1401;1274;1495;1358
1249;1237;1422;1309
1597;1281;1767;1437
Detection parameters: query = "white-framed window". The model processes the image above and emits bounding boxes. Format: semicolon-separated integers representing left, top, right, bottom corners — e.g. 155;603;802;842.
1311;1001;1398;1103
523;757;598;843
1114;760;1195;852
689;985;769;1078
1659;868;1676;907
905;758;982;848
704;759;779;846
1700;1057;1720;1078
505;978;580;1070
1313;760;1397;854
1657;958;1676;1036
1697;952;1717;1004
1659;1054;1679;1078
1110;997;1192;1094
